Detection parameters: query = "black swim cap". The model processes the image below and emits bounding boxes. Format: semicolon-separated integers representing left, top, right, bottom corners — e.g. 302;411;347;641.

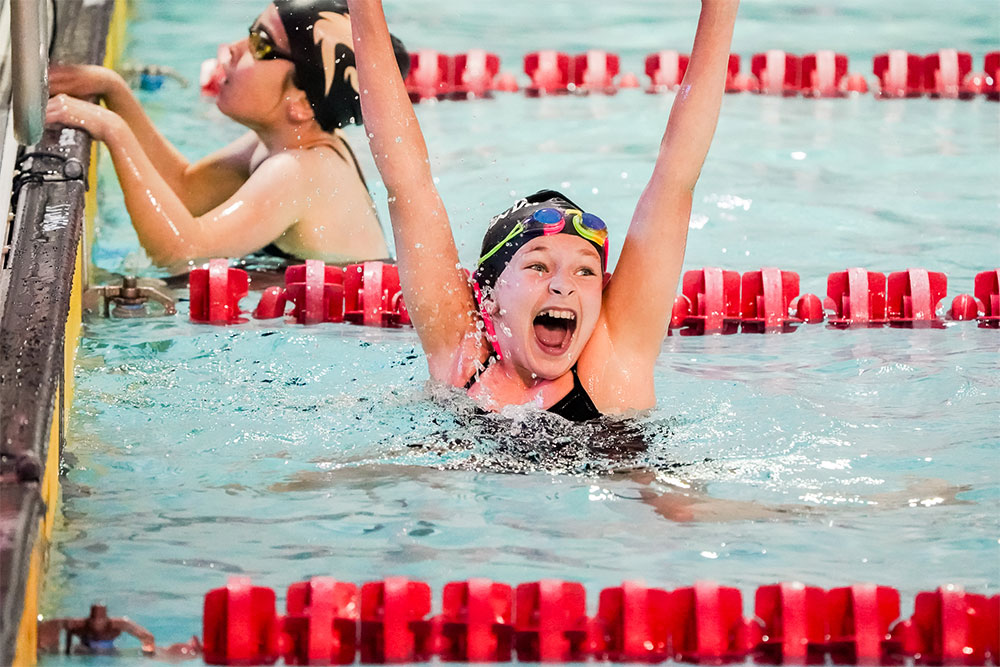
274;0;410;131
474;190;609;295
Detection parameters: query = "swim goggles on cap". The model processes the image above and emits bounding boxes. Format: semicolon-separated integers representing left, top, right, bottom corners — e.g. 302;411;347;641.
248;23;301;65
477;207;609;268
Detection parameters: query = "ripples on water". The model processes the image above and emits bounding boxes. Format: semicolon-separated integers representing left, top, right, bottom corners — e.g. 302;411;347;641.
39;0;1000;659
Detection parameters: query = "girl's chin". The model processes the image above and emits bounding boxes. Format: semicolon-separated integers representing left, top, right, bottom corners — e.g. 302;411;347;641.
521;352;574;381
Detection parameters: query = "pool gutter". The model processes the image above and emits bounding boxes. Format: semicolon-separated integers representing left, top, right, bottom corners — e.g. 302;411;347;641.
0;0;123;663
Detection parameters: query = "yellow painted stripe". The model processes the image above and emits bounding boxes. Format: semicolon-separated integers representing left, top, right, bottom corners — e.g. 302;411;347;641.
12;520;44;666
12;1;130;661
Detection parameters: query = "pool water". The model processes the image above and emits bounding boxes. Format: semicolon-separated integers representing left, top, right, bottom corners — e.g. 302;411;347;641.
42;0;999;661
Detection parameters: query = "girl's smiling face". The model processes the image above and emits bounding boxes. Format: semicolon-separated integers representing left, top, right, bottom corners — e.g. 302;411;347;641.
487;234;604;382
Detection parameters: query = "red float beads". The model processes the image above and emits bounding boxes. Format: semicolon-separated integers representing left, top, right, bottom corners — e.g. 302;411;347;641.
590;581;670;662
203;577;281;666
513;580;589;662
826;268;888;327
740;268;806;333
873;50;925;97
359;577;433;664
750;583;828;664
826;584;903;665
886;269;948;327
437;579;514;662
189;258;249;324
892;586;997;666
201;578;1000;665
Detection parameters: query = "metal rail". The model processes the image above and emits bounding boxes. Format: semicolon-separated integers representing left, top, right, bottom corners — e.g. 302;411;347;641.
10;0;51;145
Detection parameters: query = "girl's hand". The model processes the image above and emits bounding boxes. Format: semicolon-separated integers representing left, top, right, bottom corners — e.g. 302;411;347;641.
48;63;124;100
46;94;123;141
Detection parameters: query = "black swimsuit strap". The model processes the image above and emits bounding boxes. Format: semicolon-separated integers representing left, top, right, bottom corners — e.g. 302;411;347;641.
335;136;370;191
463;362;601;422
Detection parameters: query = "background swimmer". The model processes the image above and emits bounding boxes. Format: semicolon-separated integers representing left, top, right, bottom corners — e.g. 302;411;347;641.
348;0;739;419
46;0;409;271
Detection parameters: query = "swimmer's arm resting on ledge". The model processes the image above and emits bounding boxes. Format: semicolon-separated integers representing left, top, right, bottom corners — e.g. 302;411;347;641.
112;618;156;654
49;64;254;216
348;0;485;385
600;1;739;364
46;94;304;265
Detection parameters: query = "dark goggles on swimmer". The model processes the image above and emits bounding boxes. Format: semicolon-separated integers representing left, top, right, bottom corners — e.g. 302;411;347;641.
477;207;610;270
248;23;301;65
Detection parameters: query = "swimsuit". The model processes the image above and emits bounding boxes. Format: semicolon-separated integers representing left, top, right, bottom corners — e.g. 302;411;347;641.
80;638;117;653
545;365;602;422
464;361;601;422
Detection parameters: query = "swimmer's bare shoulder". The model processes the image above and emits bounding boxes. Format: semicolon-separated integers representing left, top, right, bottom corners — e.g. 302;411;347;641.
258;141;388;262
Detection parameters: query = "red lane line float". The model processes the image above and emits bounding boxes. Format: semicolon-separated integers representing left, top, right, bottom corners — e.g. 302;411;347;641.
437;579;514;662
190;258;249;324
826;584;904;665
572;50;620;94
671;267;742;335
617;71;641;89
669;582;750;663
192;261;997;333
724;54;748;92
801;51;849;97
203;577;280;666
590;581;670;662
285;261;346;325
201;578;1000;666
360;577;433;663
404;50;504;101
750;583;827;664
252;260;345;324
644;51;689;92
392;47;996;101
892;586;997;666
740;267;806;333
524;50;572;95
514;580;589;662
984;52;1000;101
405;49;452;101
344;261;409;327
973;269;1000;327
923;49;974;99
886;268;948;327
283;578;358;666
826;268;888;327
751;50;802;96
873;50;924;98
451;50;501;98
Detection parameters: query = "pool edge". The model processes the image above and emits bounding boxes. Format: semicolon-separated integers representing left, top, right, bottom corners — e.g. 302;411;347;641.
1;0;126;663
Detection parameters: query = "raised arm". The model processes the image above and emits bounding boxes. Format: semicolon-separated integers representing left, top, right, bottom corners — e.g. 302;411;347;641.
346;0;484;384
602;0;739;360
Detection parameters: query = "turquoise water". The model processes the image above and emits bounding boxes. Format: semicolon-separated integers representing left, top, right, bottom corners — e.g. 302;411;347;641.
43;0;999;662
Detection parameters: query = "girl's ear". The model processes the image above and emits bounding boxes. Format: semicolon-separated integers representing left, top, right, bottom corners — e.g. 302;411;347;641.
284;78;315;124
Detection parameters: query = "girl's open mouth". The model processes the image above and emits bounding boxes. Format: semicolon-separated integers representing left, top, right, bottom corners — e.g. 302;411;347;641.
532;308;577;355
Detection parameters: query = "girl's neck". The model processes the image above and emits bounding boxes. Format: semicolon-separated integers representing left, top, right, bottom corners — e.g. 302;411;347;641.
255;121;341;155
473;356;574;411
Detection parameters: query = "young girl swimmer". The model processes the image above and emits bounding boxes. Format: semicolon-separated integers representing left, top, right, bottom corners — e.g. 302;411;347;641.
45;0;409;269
348;0;739;420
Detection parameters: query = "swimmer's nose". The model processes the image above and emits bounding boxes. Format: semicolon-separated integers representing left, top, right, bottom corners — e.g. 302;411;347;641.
548;273;575;296
227;39;244;64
